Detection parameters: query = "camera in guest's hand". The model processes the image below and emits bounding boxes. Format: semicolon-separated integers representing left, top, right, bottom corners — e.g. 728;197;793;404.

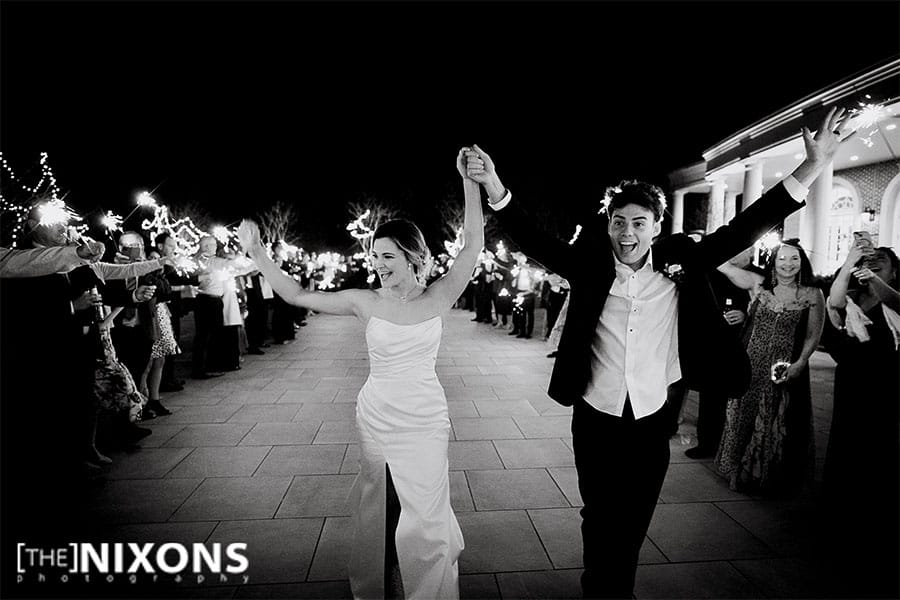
123;245;143;261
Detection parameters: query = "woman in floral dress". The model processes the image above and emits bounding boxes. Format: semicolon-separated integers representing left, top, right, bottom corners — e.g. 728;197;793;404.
714;240;825;494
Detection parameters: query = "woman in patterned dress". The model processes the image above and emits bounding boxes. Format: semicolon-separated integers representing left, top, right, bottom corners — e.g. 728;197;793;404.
714;240;825;494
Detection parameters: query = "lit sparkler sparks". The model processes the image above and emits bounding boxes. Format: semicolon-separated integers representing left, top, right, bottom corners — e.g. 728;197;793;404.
37;199;78;227
136;191;157;207
101;211;123;232
212;226;232;243
569;224;582;245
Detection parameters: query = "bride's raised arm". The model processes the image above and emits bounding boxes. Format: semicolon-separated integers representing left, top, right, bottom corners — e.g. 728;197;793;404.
426;147;485;307
237;220;367;317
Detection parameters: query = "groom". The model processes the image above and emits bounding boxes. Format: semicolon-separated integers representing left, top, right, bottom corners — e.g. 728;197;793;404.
464;107;852;598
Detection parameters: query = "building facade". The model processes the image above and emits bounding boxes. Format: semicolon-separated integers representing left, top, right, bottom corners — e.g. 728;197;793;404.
668;58;900;275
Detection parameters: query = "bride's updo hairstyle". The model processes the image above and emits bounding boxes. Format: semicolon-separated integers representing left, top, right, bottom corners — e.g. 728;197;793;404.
373;219;433;284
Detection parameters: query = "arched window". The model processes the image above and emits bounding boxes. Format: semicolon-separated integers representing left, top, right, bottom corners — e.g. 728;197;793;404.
826;184;859;273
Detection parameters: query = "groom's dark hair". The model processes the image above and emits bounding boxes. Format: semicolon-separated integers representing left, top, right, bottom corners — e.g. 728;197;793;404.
606;180;667;223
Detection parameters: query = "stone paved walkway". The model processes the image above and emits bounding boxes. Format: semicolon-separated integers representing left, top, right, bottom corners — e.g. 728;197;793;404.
83;308;839;598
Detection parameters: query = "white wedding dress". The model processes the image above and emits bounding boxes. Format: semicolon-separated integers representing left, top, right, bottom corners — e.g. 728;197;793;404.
348;315;464;599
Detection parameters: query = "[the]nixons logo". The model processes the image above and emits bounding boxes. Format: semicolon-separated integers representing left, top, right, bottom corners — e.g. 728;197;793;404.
16;542;250;584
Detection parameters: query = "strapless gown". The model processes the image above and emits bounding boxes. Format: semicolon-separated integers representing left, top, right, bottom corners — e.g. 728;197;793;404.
347;315;464;599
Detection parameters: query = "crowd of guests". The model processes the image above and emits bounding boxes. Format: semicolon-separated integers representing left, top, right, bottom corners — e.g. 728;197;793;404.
461;245;570;345
0;206;335;548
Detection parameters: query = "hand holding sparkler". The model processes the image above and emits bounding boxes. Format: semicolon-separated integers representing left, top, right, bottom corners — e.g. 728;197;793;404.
76;240;106;262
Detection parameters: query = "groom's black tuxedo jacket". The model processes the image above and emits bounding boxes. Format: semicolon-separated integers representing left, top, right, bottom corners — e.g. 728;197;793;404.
491;182;803;407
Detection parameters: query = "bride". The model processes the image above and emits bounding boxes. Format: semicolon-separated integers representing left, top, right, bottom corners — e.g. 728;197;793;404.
237;147;485;599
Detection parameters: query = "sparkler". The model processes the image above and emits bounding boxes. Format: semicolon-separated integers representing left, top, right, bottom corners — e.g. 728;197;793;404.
101;211;123;232
212;225;231;244
569;225;582;245
37;199;79;227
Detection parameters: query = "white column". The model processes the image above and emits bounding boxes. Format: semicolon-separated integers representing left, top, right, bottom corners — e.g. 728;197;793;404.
707;179;726;232
724;190;738;224
800;161;834;275
742;160;765;207
670;190;685;234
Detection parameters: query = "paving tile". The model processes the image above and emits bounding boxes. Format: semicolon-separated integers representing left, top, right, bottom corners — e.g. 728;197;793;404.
450;471;474;512
163;405;241;424
163;423;254;447
467;469;568;510
240;422;321;446
264;380;322;393
462;375;513;387
457;510;552;573
234;581;352;598
497;569;582;599
634;561;761;598
278;389;337;404
647;503;773;562
513;415;572;438
209;518;323;584
451;417;523;440
219;390;284;405
447;400;480;418
227;404;303;423
548;466;583;507
528;508;666;569
443;385;497;401
449;441;504;470
134;423;187;447
528;396;574;416
276;474;355;518
93;520;217;544
85;478;202;524
460;573;500;599
167;446;271;478
313;421;358;444
340;444;359;474
494;439;574;468
106;447;194;479
171;477;292;521
658;462;748;503
714;499;818;556
730;557;827;599
255;445;346;476
307;516;351;581
474;399;540;417
295;403;356;421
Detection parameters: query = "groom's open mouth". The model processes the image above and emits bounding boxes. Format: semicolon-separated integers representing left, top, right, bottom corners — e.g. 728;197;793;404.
618;241;638;256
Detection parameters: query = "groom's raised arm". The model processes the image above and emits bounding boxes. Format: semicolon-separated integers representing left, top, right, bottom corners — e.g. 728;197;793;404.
697;106;856;270
464;146;577;280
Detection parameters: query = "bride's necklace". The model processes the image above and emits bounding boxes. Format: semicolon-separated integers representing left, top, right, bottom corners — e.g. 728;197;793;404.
393;284;418;302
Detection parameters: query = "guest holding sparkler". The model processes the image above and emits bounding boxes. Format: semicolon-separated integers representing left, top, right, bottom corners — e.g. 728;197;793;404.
464;107;853;597
713;240;824;495
236;147;484;599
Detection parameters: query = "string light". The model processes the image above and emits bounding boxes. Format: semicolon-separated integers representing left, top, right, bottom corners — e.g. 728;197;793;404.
569;224;582;245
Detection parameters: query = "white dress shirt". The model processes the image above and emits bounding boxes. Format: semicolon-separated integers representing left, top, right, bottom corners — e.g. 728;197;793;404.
583;250;680;419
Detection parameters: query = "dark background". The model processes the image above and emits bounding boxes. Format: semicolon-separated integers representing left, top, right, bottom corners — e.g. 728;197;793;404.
2;1;898;251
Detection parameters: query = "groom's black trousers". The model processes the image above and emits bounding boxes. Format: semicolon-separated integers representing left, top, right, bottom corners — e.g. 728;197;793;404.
572;398;671;598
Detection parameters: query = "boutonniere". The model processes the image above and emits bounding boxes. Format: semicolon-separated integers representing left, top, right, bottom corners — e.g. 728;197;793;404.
662;263;685;285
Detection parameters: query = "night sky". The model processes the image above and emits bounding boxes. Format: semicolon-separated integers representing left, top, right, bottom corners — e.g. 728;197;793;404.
2;1;898;251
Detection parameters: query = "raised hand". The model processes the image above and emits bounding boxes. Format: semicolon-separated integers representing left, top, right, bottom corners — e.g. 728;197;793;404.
801;107;855;165
464;144;495;185
841;242;868;272
237;219;263;255
456;147;472;179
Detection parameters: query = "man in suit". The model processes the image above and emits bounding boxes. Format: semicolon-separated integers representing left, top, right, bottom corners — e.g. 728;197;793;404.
463;107;852;597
